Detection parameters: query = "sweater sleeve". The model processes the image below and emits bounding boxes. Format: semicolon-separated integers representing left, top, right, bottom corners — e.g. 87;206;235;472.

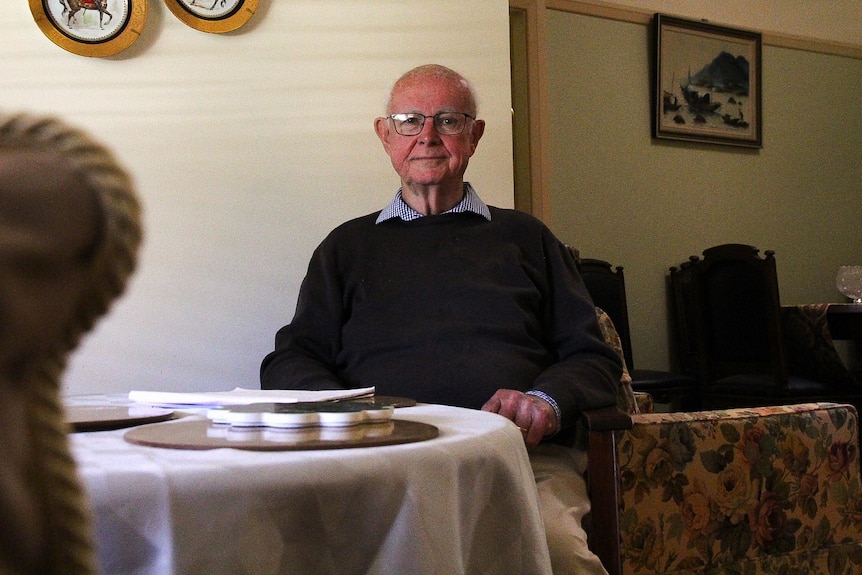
260;239;348;391
529;238;623;430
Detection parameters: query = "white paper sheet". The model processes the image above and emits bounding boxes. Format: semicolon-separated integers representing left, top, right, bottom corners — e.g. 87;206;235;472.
128;387;375;407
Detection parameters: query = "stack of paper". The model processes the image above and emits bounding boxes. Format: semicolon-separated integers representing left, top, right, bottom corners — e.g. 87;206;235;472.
128;387;375;408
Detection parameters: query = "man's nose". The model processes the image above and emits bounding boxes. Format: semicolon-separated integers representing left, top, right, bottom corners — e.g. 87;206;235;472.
418;118;442;140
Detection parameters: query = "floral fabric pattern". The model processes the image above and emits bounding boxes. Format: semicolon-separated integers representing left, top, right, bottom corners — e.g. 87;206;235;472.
615;403;862;574
595;307;639;415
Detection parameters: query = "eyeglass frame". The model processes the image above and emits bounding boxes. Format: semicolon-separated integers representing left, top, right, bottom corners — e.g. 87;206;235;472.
387;111;476;136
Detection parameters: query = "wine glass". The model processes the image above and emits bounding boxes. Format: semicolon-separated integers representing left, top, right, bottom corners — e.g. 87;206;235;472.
835;265;862;303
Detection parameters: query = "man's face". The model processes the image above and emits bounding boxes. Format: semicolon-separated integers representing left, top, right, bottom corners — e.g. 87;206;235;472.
375;75;485;190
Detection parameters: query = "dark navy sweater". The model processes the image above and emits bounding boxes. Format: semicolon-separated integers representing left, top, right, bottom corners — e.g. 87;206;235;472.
261;207;621;434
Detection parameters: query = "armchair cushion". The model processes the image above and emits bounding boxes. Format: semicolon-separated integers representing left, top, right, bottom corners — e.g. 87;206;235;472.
615;403;862;574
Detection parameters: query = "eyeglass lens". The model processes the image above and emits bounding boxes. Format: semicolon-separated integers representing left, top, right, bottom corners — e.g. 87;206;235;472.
390;112;470;136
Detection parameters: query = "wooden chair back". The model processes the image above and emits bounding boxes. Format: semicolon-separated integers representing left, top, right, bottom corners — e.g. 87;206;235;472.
578;258;634;370
685;243;788;388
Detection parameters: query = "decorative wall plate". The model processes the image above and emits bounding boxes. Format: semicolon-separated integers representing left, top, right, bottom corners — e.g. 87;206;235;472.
163;0;259;34
29;0;146;57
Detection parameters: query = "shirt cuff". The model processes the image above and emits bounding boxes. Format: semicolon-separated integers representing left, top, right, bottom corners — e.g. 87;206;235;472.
525;389;562;434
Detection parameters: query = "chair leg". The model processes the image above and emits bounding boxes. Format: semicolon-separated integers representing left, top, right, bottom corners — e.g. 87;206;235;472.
587;428;623;575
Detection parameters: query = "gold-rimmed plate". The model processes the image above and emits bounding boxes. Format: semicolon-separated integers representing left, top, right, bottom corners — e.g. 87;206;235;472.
29;0;147;57
163;0;258;34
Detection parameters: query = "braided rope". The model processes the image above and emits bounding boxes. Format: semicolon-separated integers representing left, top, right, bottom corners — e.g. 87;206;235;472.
0;111;142;575
26;358;95;575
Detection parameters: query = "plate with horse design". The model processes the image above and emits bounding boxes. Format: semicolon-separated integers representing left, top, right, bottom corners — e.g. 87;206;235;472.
29;0;147;57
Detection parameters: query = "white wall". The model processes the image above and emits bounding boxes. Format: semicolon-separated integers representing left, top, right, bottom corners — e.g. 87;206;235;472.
1;0;513;394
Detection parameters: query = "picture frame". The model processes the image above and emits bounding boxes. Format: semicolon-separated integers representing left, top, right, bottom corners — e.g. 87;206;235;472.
29;0;147;57
653;14;762;148
163;0;259;34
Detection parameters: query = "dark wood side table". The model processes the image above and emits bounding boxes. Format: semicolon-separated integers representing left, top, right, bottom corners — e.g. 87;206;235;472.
827;304;862;340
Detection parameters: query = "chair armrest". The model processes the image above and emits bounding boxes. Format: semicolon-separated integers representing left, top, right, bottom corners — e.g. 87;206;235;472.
583;405;634;432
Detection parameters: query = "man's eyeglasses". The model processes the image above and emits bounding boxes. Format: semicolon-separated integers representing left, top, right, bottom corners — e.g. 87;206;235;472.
388;112;474;136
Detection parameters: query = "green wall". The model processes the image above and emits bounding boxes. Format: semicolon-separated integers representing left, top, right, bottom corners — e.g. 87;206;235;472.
546;11;862;370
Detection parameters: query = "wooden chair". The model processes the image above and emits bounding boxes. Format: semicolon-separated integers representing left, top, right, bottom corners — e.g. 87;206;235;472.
0;112;142;575
670;243;862;411
577;257;698;410
667;256;702;380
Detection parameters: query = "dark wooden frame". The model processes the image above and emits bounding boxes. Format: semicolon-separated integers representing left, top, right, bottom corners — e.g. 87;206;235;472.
653;14;762;148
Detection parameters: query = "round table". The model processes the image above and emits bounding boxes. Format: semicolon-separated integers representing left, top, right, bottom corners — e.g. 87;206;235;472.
68;397;553;575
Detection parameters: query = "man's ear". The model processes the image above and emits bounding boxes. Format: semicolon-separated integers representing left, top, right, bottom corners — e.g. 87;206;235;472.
374;117;392;153
468;118;485;154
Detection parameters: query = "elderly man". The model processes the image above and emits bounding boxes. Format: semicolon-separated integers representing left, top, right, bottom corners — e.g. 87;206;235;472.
261;64;621;574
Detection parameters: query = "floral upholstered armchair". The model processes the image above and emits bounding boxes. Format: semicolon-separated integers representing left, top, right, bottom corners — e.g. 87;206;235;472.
586;311;862;575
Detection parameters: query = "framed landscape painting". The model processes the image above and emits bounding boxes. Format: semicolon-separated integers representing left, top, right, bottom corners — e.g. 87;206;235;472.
653;14;762;148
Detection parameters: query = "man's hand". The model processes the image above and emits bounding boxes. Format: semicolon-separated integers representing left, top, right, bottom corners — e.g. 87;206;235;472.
481;389;558;447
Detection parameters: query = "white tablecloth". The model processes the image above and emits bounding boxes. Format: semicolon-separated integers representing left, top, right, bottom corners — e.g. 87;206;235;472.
68;398;553;575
